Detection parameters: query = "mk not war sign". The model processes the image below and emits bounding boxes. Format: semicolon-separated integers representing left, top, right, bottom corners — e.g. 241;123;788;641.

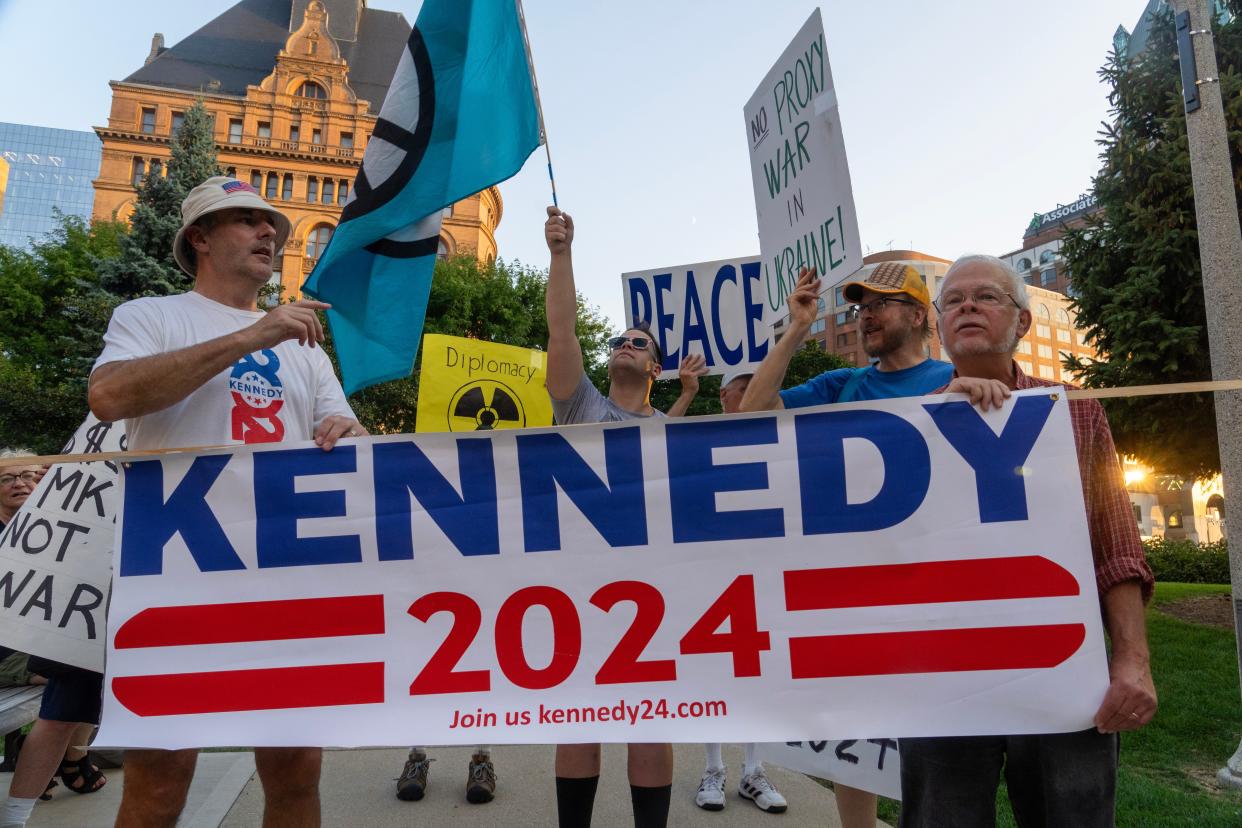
415;335;552;433
621;256;769;377
0;415;125;672
745;9;862;328
98;390;1108;749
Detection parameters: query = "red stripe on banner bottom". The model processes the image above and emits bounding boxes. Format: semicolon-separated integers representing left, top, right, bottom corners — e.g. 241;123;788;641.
784;556;1079;611
789;624;1086;678
114;595;385;649
112;663;385;716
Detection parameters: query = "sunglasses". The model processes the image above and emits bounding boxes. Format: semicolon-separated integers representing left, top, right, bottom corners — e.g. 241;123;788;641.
608;335;654;352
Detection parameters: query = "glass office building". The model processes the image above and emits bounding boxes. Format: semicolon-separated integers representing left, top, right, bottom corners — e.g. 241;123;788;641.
0;122;101;249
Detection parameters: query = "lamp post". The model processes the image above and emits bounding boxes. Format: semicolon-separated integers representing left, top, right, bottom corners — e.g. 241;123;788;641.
1167;0;1242;789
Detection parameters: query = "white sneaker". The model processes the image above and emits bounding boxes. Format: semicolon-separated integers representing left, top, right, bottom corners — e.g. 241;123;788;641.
738;769;787;814
695;767;726;811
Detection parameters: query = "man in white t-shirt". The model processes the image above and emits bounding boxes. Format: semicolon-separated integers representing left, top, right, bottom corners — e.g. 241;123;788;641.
89;176;366;828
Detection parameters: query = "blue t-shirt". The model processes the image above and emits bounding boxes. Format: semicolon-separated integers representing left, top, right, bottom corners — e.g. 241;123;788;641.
779;359;954;408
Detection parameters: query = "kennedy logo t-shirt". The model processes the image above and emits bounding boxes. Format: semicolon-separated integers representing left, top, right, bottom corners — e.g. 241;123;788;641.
93;291;355;451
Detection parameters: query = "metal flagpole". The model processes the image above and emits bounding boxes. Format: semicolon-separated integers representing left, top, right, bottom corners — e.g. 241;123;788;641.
515;0;558;207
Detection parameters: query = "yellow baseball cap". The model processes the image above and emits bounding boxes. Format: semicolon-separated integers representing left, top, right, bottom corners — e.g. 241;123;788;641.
841;261;930;307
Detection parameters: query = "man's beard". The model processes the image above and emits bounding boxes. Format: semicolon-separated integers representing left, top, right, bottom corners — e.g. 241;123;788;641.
863;323;915;359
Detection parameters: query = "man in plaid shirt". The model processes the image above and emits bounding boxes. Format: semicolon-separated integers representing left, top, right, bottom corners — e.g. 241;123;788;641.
898;254;1156;827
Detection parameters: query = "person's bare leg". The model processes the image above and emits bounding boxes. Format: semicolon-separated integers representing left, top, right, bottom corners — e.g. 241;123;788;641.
556;743;601;777
255;747;321;828
63;723;96;763
835;784;878;828
627;743;673;786
114;749;198;828
7;719;78;799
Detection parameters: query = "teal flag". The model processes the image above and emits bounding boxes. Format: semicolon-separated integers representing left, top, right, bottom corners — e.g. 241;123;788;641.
303;0;543;395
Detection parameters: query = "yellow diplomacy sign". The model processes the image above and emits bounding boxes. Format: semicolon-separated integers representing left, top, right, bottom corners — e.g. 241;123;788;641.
416;335;552;433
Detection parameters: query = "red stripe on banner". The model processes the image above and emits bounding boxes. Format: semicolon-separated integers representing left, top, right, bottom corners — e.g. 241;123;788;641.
784;556;1078;611
789;624;1086;678
114;595;385;649
112;663;385;716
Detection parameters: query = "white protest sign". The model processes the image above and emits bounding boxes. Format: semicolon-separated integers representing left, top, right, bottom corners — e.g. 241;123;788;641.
621;256;767;377
98;390;1109;749
0;415;124;671
756;739;900;800
745;9;862;328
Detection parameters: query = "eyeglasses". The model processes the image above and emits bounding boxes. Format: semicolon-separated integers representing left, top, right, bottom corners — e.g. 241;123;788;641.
933;289;1021;314
850;296;917;317
608;335;654;352
0;472;37;487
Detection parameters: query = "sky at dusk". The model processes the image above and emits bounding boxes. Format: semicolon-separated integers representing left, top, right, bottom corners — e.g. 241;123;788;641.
0;0;1150;325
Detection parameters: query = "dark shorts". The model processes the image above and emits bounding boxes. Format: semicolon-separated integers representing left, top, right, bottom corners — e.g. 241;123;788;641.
38;665;103;725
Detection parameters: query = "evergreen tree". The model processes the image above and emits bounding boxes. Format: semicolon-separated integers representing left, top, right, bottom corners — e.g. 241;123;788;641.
97;98;222;299
1059;5;1242;478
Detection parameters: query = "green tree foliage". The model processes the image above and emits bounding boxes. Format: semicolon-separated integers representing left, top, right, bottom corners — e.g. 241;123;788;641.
1059;7;1242;478
97;99;222;299
0;215;128;453
646;341;851;416
329;254;613;433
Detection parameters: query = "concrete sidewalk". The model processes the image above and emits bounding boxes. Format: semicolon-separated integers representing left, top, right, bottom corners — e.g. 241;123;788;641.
224;744;887;827
6;744;891;826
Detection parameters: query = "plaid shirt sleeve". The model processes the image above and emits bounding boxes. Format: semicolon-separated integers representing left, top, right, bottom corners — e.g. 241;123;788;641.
1070;397;1155;602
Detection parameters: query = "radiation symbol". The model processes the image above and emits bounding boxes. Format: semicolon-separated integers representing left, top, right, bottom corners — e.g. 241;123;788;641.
448;380;526;432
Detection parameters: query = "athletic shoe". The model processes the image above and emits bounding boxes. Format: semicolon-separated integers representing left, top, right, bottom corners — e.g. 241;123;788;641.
738;769;788;813
466;752;496;804
696;767;726;811
396;750;433;801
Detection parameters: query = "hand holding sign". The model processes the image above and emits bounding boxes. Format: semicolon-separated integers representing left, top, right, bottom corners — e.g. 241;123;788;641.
787;267;821;332
679;354;709;396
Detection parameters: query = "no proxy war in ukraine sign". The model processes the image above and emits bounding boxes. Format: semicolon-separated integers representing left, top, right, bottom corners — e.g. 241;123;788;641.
745;9;862;329
97;390;1109;749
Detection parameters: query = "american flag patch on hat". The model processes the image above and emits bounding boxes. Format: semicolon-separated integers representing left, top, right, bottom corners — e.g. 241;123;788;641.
221;180;259;194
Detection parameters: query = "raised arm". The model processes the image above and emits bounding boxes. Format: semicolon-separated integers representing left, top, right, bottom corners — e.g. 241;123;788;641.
667;353;707;417
739;267;820;412
88;300;330;423
544;206;584;400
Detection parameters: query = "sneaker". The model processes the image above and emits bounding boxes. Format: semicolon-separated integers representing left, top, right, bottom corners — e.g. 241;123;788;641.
696;767;726;811
738;769;787;814
396;750;433;801
466;752;496;804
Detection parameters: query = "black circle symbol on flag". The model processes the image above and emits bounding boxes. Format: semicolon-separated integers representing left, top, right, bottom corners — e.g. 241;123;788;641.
448;380;527;432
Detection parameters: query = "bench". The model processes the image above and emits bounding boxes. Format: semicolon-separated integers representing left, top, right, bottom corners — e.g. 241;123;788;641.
0;685;45;772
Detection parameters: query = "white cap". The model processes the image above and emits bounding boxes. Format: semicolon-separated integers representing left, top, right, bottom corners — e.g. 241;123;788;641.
172;176;291;276
721;369;755;389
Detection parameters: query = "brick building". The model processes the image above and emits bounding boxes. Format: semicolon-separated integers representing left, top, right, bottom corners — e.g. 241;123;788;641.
91;0;501;299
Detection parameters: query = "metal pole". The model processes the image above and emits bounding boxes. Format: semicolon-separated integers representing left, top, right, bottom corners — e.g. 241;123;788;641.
1168;0;1242;789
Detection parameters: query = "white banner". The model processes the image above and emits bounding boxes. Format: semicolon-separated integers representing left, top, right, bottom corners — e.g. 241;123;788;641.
745;9;862;328
620;256;768;377
0;415;124;671
756;739;900;800
98;390;1108;749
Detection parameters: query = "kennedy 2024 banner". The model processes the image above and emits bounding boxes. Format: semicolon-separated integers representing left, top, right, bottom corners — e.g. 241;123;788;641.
98;390;1109;749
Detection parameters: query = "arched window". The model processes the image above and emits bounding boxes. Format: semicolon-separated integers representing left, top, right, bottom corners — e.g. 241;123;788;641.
1016;257;1032;272
1039;249;1056;265
305;224;333;259
437;237;451;260
296;81;327;99
1037;303;1051;320
1055;308;1071;326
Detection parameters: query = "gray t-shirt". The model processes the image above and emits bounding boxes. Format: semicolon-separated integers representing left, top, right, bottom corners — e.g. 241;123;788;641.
551;373;667;425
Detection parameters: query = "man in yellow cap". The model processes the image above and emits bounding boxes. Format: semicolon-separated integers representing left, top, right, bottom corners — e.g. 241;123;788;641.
741;261;951;411
738;260;951;828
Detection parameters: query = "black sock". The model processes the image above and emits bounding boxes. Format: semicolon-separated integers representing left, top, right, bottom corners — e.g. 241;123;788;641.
630;783;672;828
556;775;600;828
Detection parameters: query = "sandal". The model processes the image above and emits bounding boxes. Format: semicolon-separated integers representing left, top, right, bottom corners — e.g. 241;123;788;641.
58;754;107;794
